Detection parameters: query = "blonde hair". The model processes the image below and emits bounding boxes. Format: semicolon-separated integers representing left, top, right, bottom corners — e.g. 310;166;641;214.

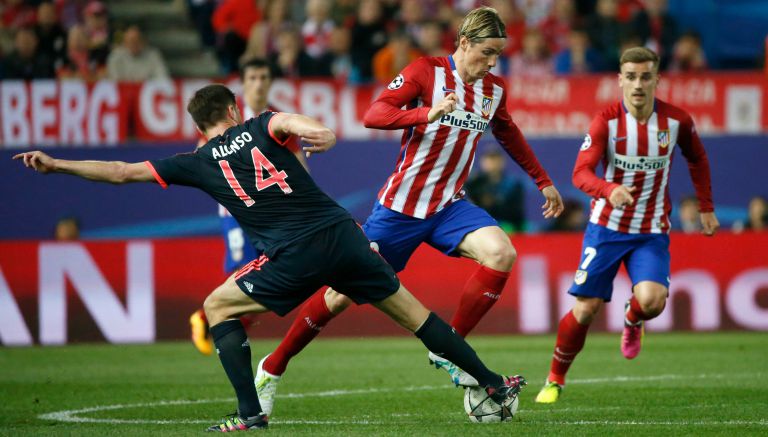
620;47;660;72
456;6;506;46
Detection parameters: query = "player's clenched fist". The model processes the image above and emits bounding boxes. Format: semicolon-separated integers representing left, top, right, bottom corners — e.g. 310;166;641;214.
608;185;637;209
427;93;459;123
301;127;336;157
13;151;56;174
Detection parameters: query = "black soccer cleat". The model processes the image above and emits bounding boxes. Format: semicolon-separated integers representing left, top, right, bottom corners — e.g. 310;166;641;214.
486;375;527;404
206;412;268;432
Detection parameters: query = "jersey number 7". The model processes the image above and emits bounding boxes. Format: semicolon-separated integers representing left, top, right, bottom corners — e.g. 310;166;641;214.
218;148;293;207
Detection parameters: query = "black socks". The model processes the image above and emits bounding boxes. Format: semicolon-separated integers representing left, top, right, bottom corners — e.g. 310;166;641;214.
210;319;262;417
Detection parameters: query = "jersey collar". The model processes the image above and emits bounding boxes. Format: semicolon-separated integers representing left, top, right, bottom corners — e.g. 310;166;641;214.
448;55;456;71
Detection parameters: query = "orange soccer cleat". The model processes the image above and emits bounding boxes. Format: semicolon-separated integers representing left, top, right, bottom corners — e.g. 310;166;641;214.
190;309;214;356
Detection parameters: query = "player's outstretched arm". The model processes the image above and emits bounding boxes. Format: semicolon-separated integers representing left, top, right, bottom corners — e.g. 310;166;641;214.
13;151;155;184
270;113;336;157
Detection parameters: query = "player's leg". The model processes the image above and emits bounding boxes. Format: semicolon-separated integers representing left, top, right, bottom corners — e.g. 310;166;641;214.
259;203;425;380
203;272;271;431
536;223;625;403
189;308;213;355
255;287;351;416
372;284;526;402
621;234;671;359
430;200;514;337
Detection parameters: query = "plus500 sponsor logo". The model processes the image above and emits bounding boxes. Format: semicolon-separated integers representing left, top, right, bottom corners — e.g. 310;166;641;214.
613;154;670;172
439;110;488;133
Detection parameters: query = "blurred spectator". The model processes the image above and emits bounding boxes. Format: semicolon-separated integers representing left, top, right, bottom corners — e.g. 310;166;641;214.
301;0;334;59
676;195;701;234
546;199;587;232
517;0;554;27
57;24;106;81
107;25;168;81
490;0;527;59
54;217;80;241
539;0;577;54
240;0;292;64
1;0;36;55
398;0;425;43
349;0;388;84
331;0;358;26
56;0;89;30
630;0;677;70
270;25;332;78
508;28;554;77
417;20;448;57
212;0;263;74
465;150;527;233
329;26;352;81
733;196;768;233
585;0;624;69
186;0;216;49
554;26;605;74
35;1;67;69
668;31;707;73
82;1;110;66
4;26;56;80
616;0;644;22
372;28;422;84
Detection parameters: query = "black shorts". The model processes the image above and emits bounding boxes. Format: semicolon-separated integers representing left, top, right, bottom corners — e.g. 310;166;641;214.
233;219;400;316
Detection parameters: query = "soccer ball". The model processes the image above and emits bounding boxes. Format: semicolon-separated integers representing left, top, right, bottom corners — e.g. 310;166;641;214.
463;386;519;423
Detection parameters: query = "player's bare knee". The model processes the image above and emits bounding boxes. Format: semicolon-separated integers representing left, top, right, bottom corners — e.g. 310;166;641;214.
641;295;666;318
480;242;516;271
573;298;602;324
324;288;352;314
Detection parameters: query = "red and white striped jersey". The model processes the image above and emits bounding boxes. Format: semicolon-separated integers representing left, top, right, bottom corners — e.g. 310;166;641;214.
573;99;714;234
363;56;552;219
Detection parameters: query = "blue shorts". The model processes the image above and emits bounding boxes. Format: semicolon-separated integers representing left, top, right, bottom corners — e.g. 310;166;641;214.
362;200;499;272
221;215;259;274
569;223;670;302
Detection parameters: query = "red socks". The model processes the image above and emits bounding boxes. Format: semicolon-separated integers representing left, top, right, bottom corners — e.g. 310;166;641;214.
548;311;590;385
450;265;510;337
625;295;652;325
263;287;334;376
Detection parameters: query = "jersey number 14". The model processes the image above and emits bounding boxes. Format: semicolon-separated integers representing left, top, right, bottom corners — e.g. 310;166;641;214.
218;148;293;207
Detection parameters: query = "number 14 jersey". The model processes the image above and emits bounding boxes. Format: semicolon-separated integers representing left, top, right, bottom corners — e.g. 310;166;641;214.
146;111;350;257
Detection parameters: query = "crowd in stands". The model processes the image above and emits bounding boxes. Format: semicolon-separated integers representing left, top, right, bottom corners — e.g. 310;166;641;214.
1;0;167;81
200;0;718;81
1;0;756;82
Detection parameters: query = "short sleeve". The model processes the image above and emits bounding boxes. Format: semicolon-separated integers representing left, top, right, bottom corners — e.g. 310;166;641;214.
146;152;200;188
244;111;289;146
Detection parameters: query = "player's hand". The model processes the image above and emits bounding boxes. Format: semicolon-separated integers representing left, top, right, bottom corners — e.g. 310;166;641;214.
301;127;336;158
700;212;719;236
13;151;56;174
427;93;459;123
608;185;636;209
541;185;564;219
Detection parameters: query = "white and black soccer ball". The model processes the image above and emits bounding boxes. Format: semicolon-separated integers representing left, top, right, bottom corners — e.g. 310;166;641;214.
463;385;519;423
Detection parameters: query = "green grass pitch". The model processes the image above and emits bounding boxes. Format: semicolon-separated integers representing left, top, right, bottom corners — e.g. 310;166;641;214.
1;332;766;436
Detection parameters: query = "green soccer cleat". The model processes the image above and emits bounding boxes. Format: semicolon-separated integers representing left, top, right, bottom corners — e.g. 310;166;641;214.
534;381;562;404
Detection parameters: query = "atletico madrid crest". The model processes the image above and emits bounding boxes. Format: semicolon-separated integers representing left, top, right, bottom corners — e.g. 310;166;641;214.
481;95;493;118
657;129;670;148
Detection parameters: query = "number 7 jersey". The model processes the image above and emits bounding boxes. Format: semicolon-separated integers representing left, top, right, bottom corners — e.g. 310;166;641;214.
145;111;350;257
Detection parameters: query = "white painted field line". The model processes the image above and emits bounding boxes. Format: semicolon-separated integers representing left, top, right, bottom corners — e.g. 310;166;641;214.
38;372;767;426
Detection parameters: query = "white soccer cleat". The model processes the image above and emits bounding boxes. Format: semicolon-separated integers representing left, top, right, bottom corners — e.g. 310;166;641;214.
428;351;479;387
254;354;281;417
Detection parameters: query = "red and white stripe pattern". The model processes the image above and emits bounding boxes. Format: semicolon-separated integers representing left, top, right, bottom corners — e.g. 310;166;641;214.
377;62;504;219
589;107;680;233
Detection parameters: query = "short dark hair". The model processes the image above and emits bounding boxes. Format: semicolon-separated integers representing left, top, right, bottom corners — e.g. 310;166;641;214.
239;58;272;81
187;84;236;131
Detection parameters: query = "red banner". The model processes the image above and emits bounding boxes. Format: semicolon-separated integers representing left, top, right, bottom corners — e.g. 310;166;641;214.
1;73;765;147
1;233;766;345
